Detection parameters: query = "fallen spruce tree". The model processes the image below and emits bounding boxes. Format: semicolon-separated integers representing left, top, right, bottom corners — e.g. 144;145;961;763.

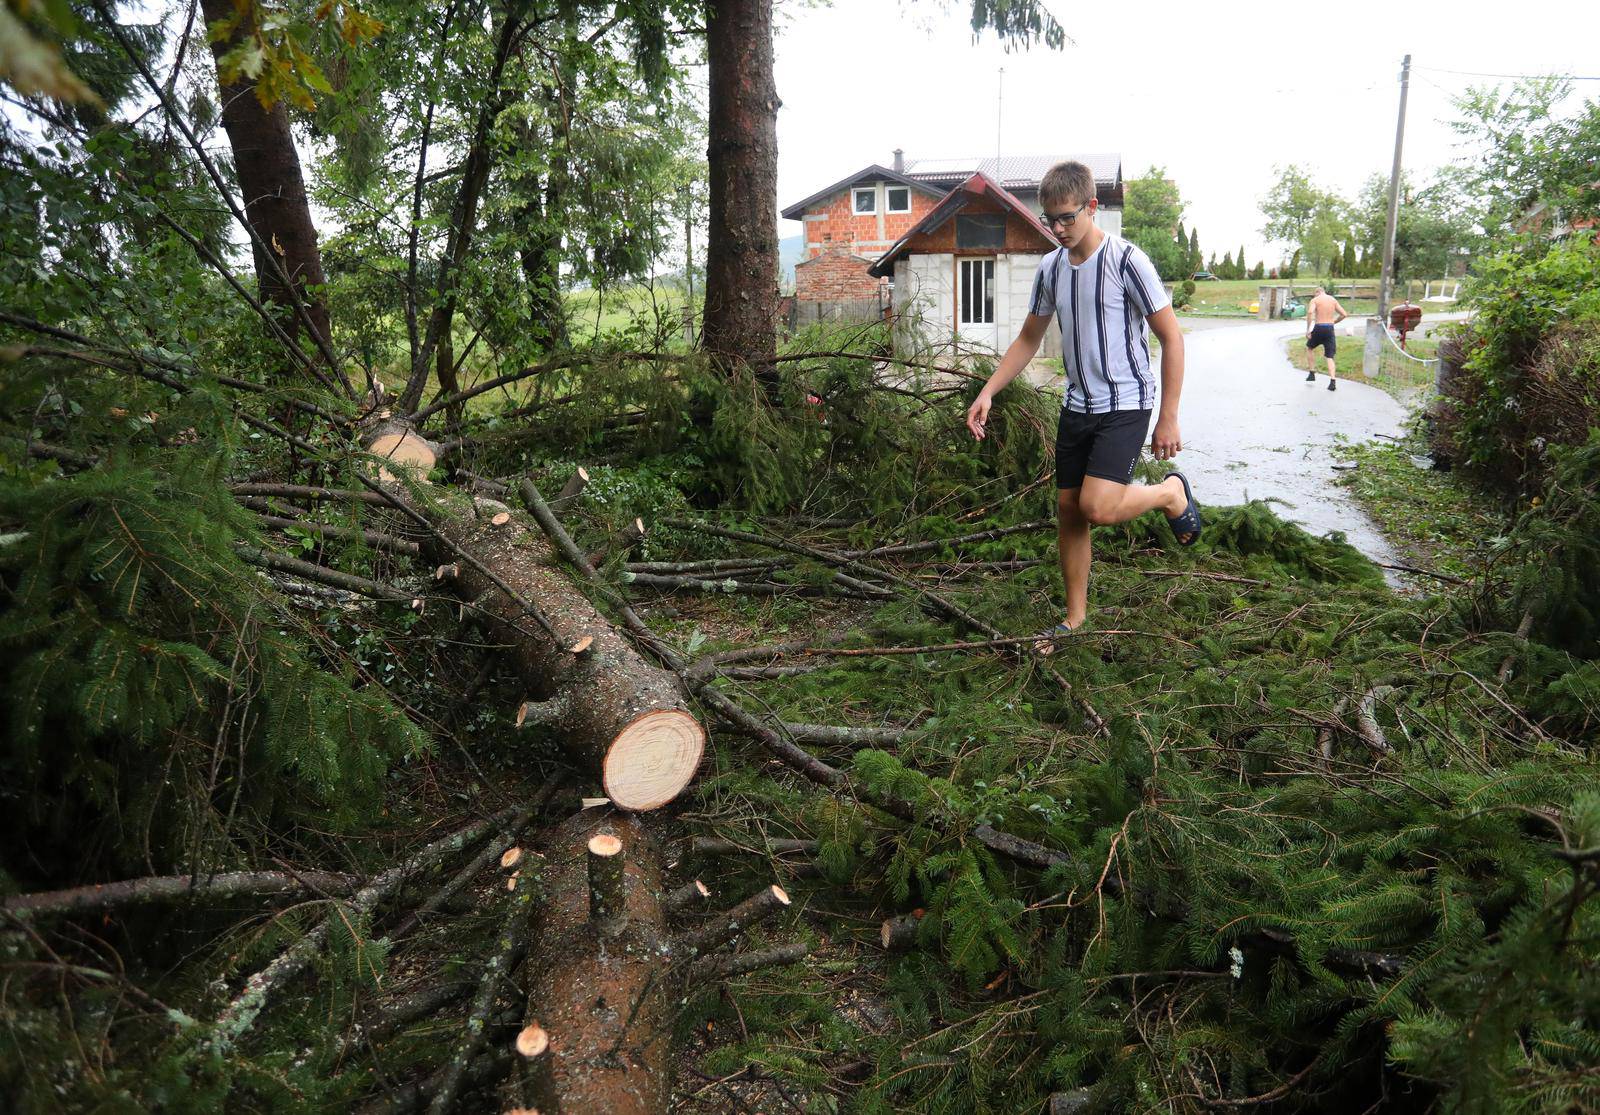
4;310;1600;1113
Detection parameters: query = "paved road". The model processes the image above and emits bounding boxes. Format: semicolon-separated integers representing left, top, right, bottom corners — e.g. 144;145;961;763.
1173;318;1406;563
1024;316;1410;564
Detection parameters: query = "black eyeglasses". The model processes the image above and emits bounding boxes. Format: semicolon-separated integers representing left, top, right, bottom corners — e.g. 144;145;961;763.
1043;202;1089;229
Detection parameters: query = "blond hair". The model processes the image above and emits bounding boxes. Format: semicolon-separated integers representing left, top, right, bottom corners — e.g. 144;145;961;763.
1039;161;1095;208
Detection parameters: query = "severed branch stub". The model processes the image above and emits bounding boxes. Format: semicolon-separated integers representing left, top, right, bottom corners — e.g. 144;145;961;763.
585;517;646;568
664;878;712;917
880;910;924;951
548;466;589;514
516;691;572;730
514;1022;560;1115
587;832;627;937
674;884;790;959
688;941;810;983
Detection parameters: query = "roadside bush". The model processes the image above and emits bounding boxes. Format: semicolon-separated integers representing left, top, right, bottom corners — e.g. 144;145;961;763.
1170;279;1195;310
1476;429;1600;661
1437;238;1600;493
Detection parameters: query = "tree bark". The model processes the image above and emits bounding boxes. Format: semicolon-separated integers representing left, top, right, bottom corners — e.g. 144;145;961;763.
516;810;672;1114
703;0;780;387
199;0;333;362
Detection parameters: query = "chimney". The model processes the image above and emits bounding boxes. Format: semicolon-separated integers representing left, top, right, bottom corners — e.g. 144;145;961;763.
892;148;904;173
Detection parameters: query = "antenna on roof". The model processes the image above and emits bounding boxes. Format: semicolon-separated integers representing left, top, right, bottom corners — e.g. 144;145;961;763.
996;67;1004;169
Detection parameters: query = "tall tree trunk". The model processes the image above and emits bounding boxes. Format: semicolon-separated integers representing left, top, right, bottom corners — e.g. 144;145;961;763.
513;111;568;350
703;0;780;388
399;2;526;415
199;0;334;370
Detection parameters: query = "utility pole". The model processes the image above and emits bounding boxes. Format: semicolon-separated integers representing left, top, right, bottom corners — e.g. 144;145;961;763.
1377;54;1411;324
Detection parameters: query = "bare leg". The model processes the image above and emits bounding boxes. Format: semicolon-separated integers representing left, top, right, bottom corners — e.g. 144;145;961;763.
1078;474;1188;529
1057;487;1090;629
1326;353;1337;379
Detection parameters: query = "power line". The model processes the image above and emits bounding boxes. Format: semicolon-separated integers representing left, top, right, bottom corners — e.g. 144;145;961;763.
1413;65;1600;81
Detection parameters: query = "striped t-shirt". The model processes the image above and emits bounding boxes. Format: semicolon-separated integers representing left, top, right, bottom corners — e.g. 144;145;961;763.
1028;234;1170;414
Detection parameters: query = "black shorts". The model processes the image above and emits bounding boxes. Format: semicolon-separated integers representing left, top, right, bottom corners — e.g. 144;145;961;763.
1306;323;1336;355
1055;407;1151;489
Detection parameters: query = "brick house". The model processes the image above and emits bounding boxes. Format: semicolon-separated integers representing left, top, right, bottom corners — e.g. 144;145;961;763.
782;151;1123;352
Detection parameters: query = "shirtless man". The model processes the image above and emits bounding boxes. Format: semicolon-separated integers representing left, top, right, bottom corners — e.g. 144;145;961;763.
1304;286;1349;391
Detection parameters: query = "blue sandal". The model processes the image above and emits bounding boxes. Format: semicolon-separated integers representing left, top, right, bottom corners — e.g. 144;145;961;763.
1033;622;1084;657
1165;471;1203;546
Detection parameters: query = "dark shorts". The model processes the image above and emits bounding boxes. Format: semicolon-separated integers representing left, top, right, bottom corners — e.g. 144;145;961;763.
1307;323;1337;355
1055;407;1151;489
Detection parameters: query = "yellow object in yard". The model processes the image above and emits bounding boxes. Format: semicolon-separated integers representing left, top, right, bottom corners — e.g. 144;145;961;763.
1248;301;1260;314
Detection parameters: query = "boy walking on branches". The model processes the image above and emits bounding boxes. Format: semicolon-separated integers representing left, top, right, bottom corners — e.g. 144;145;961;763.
965;161;1201;647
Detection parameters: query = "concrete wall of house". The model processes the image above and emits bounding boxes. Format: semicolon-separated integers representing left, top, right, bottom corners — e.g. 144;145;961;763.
1006;252;1061;359
893;254;954;353
892;249;1062;362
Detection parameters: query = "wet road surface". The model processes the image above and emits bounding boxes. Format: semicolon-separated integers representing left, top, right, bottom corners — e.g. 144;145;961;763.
1172;318;1406;562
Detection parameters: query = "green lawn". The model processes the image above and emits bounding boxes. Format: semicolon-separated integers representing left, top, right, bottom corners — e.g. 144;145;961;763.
565;282;697;343
1172;276;1455;319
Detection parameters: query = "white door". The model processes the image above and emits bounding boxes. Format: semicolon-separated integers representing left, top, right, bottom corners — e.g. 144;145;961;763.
957;257;998;351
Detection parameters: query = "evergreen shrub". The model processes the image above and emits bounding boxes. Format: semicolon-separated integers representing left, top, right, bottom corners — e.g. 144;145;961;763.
1438;238;1600;493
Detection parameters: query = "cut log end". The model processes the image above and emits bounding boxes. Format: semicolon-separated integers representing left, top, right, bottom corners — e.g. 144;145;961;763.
514;1024;549;1058
501;846;524;871
568;635;594;655
602;709;706;812
367;429;438;483
588;833;623;858
770;885;790;906
491;511;512;527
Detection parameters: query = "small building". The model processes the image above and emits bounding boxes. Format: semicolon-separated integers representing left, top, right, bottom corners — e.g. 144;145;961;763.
782;151;1122;352
867;172;1062;355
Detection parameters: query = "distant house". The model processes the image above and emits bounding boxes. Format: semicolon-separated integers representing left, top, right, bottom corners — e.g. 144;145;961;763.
781;150;1123;353
1518;180;1600;241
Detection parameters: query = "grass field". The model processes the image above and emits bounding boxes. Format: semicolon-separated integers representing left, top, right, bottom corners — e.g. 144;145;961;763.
1173;276;1456;319
565;282;696;342
1332;420;1508;582
1285;333;1438;392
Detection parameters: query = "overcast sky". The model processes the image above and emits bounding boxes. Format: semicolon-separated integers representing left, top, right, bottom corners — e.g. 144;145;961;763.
771;0;1598;264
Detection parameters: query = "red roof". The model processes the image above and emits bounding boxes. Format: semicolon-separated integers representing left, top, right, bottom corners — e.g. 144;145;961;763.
867;172;1058;277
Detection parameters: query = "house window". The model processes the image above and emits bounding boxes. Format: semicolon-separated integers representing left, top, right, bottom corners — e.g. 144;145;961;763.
853;188;876;214
886;187;910;213
959;259;995;325
956;214;1006;249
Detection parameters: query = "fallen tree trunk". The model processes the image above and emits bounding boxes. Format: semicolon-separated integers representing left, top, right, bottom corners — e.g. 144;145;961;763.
513;809;673;1114
396;483;704;812
508;809;797;1112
